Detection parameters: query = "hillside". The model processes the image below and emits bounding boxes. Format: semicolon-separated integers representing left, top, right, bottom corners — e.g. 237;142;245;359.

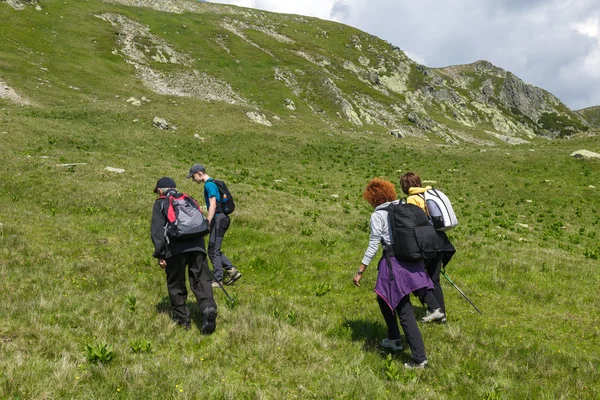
1;0;600;399
0;0;590;145
577;105;600;129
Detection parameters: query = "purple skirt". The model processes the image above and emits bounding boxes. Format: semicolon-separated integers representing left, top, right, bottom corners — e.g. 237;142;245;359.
374;256;433;311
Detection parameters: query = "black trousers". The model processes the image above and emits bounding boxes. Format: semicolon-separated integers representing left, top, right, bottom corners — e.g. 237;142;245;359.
425;252;446;314
165;251;217;324
377;296;427;363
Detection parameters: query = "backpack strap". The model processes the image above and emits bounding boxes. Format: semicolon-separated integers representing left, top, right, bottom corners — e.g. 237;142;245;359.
381;204;395;281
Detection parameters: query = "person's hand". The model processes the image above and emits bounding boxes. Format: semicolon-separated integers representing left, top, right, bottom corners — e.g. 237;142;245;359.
158;259;167;269
353;272;362;287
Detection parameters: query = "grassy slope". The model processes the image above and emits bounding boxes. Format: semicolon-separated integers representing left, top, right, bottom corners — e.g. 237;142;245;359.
1;1;600;398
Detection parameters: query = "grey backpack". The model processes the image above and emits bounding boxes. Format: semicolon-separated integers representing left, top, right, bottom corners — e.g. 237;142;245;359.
160;192;209;240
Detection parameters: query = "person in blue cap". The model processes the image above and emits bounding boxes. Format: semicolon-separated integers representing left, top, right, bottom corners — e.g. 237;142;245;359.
187;164;242;287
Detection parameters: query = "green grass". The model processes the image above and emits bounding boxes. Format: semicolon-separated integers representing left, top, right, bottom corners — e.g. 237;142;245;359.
1;1;600;398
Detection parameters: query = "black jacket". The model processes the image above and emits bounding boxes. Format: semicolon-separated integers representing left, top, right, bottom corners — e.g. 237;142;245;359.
150;190;206;259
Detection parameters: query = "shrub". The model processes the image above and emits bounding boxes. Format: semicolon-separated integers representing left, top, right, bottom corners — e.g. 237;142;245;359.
85;343;114;364
313;282;332;296
130;339;152;354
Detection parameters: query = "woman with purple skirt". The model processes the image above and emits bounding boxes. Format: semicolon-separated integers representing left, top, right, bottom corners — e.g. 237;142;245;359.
353;178;433;369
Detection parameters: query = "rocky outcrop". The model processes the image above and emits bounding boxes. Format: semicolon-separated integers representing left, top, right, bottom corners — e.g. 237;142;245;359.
96;13;248;106
4;0;38;10
100;0;240;14
0;80;32;105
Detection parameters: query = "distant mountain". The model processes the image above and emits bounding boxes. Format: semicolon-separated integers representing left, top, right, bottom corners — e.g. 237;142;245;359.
576;106;600;129
0;0;590;144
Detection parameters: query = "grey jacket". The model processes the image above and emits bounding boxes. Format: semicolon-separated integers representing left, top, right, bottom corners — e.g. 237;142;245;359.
361;200;399;266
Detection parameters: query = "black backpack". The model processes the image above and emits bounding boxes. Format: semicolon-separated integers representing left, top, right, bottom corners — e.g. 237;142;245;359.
213;179;235;215
385;203;440;261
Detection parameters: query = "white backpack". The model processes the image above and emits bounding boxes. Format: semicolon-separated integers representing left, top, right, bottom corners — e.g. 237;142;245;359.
423;188;458;231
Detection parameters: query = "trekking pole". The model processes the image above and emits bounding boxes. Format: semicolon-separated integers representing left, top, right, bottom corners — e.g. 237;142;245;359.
208;269;234;304
441;269;483;316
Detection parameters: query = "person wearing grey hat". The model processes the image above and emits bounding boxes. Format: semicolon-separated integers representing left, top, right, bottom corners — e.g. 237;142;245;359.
150;176;217;333
187;165;242;287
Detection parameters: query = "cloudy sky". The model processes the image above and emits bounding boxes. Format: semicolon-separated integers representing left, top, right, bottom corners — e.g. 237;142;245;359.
211;0;600;110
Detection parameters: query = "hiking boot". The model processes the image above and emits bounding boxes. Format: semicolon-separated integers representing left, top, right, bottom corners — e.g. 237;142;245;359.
404;359;428;369
224;267;242;285
177;320;191;331
212;280;222;288
381;338;403;351
422;308;445;323
201;307;217;335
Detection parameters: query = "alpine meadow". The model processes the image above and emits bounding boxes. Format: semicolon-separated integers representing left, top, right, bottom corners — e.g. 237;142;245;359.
1;0;600;399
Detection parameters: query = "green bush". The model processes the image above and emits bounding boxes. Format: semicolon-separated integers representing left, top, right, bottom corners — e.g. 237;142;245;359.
85;343;114;364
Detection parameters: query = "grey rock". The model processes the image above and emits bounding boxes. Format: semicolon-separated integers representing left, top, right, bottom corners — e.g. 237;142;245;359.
105;167;125;173
407;112;436;130
389;129;405;138
571;149;600;159
153;117;171;130
284;98;296;110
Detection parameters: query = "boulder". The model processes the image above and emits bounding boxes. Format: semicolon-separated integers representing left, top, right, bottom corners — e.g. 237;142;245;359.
389;129;405;138
126;97;141;106
246;111;272;127
153;117;171;130
105;167;125;173
570;150;600;159
284;98;296;110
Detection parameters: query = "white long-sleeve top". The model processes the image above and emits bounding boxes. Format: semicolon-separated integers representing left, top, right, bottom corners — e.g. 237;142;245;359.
361;200;399;266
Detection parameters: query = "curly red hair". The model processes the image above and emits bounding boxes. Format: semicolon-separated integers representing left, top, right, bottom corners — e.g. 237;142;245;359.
363;178;397;208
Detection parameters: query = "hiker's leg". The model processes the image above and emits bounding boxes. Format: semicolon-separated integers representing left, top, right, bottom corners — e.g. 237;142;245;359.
164;253;190;324
187;251;217;313
208;218;224;282
427;252;446;314
377;296;401;340
215;214;234;271
397;294;427;363
422;290;441;311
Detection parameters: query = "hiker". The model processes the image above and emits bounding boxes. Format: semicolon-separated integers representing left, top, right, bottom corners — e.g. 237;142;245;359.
353;178;435;369
400;172;456;322
187;164;242;288
150;177;217;334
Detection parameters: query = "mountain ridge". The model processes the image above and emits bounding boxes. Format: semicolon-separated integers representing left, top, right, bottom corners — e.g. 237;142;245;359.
0;0;593;144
